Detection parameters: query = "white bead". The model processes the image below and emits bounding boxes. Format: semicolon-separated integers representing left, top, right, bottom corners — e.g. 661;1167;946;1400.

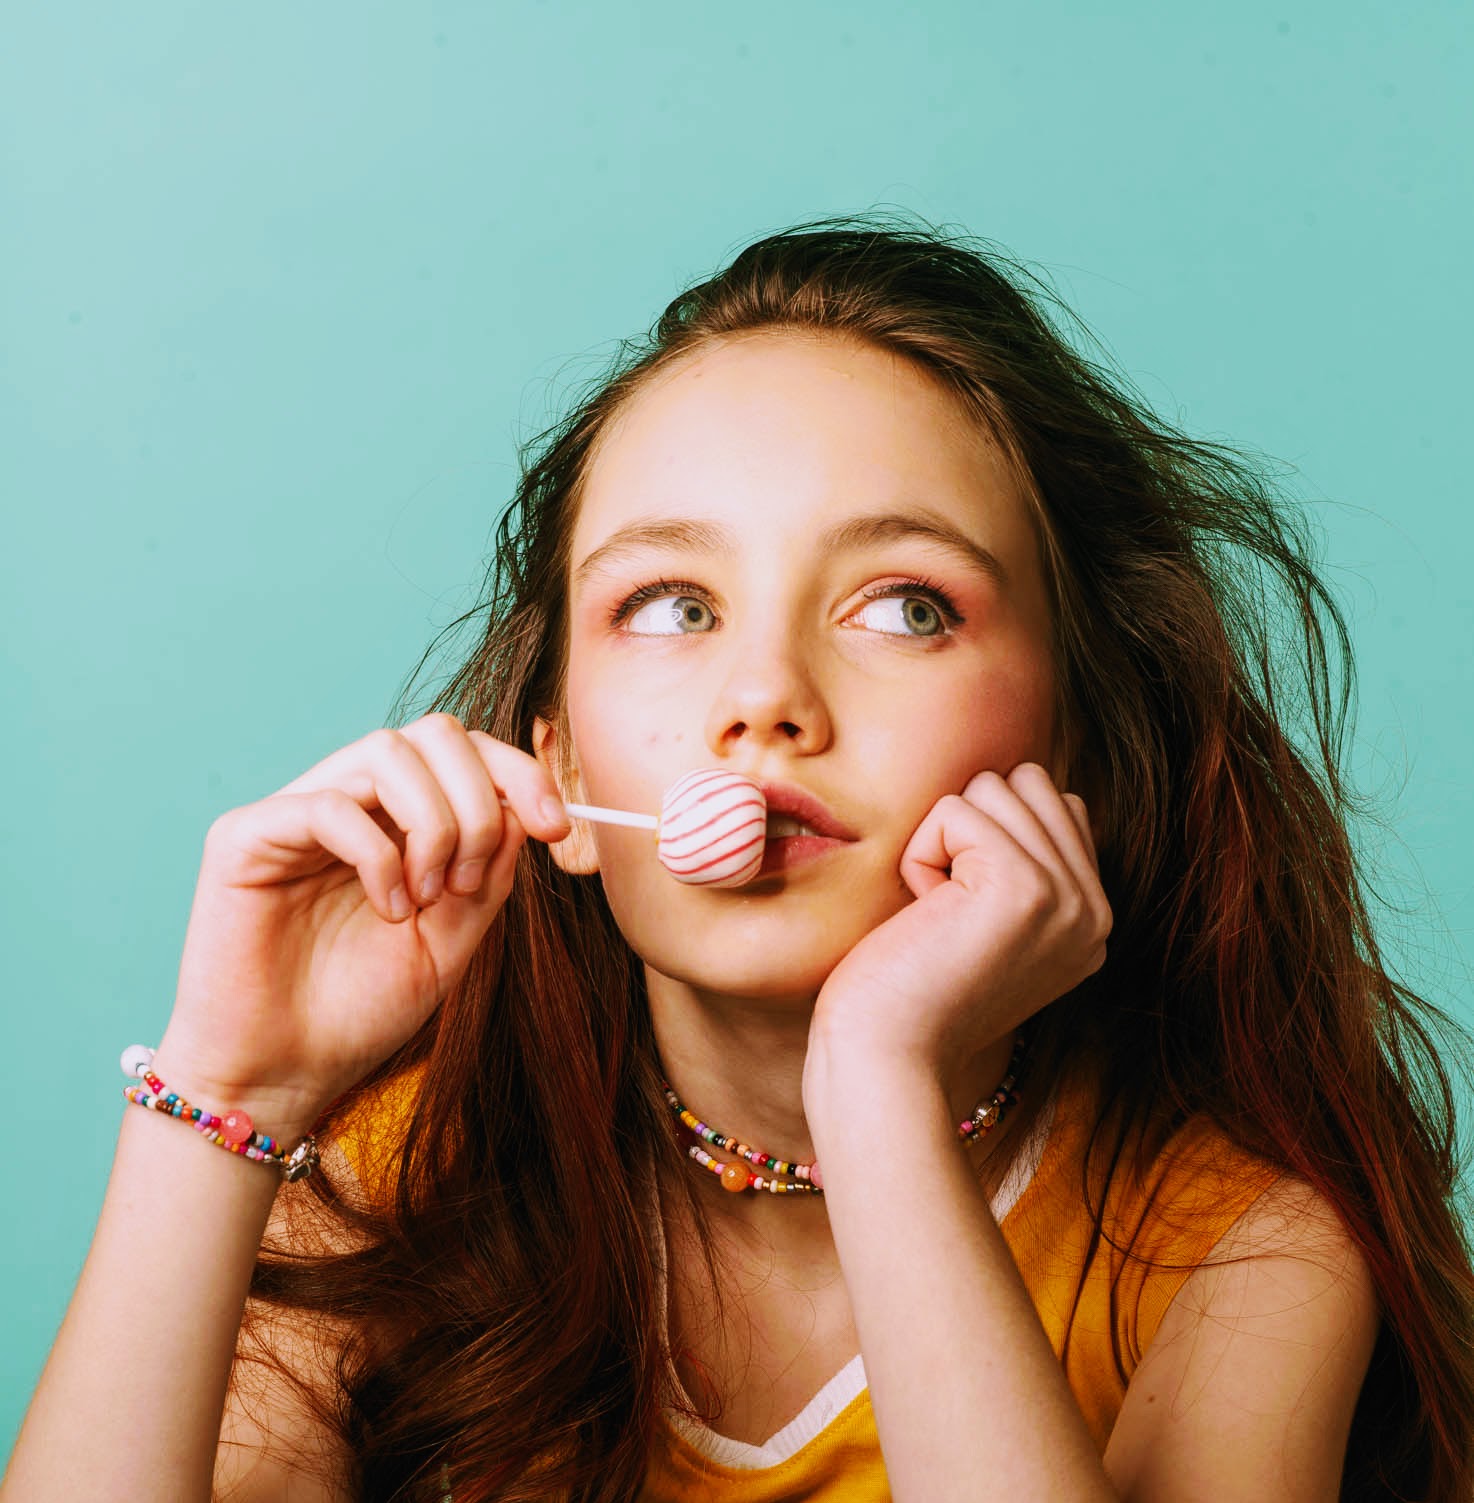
120;1043;155;1078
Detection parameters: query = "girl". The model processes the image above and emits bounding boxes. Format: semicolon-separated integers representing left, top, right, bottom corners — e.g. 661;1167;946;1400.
7;215;1473;1503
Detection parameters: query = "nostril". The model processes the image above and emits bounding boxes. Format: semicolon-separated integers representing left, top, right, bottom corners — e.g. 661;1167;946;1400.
780;722;801;739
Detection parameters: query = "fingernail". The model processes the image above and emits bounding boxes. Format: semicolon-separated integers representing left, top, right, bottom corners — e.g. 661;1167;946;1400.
419;867;444;902
449;859;485;892
389;884;411;921
541;795;569;829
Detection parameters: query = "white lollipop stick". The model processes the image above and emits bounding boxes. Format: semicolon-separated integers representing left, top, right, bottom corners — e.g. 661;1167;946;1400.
498;796;656;831
562;801;658;831
501;771;767;887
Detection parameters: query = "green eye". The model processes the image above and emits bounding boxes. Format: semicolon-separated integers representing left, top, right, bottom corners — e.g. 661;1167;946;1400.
901;597;943;636
627;594;717;635
853;594;947;637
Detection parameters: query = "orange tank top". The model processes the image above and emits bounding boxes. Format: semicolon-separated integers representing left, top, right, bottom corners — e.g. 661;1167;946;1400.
335;1061;1282;1502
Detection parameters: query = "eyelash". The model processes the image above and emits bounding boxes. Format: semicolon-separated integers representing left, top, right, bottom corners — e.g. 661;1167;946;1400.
609;575;965;631
858;575;966;630
609;577;711;627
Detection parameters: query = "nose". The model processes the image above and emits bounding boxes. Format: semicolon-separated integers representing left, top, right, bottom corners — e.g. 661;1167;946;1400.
702;627;832;757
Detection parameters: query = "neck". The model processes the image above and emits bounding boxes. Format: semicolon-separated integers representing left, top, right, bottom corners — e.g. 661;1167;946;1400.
645;967;1034;1244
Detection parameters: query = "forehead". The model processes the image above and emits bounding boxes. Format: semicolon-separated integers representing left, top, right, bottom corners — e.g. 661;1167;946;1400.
573;330;1038;563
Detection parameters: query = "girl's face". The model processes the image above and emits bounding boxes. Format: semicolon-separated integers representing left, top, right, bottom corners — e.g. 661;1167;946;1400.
540;330;1061;1001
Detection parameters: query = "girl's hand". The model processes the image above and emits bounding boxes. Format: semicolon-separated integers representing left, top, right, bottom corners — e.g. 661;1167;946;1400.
805;762;1110;1107
150;713;571;1141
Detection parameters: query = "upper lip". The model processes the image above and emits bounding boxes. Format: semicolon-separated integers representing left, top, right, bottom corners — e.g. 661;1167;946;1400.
758;781;860;841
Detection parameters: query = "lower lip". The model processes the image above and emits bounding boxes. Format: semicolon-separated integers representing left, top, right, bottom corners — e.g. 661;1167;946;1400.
758;835;850;875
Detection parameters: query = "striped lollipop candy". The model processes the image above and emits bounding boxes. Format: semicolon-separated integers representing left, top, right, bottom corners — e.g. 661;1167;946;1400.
655;769;767;888
518;770;768;889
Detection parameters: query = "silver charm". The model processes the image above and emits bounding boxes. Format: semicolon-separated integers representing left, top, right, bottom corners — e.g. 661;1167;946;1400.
282;1136;319;1182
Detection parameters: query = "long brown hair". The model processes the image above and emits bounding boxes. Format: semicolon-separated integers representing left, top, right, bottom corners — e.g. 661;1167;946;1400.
244;212;1474;1501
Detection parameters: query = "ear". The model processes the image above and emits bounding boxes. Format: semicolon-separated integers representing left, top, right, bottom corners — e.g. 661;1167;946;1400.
532;714;601;876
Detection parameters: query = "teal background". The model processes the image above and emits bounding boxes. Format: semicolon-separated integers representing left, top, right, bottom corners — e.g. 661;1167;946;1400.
2;0;1469;1458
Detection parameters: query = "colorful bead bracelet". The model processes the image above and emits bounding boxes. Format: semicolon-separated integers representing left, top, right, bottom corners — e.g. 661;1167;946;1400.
663;1025;1032;1196
956;1028;1029;1142
120;1045;319;1182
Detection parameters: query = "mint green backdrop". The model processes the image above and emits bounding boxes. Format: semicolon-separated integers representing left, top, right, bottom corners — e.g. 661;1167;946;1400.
3;0;1469;1457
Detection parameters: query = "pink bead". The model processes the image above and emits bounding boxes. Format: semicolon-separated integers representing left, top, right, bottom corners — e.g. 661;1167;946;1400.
810;1162;823;1191
220;1110;254;1147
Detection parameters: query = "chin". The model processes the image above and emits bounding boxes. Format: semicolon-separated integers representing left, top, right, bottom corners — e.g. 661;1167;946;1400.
645;954;835;1007
600;858;912;998
625;905;894;1006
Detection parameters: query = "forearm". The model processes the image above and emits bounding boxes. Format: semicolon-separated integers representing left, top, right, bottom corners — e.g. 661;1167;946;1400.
3;1083;281;1502
809;1055;1118;1503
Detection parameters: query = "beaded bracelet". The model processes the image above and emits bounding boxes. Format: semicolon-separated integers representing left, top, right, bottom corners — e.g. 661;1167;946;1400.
955;1028;1029;1143
120;1045;319;1182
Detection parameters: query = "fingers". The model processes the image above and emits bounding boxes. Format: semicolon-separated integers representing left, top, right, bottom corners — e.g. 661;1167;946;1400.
265;713;571;913
211;789;421;924
986;764;1112;958
962;765;1101;908
901;763;1111;956
1061;791;1097;863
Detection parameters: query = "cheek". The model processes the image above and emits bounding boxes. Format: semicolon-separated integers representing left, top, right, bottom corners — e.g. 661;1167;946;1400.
947;670;1057;770
565;667;690;814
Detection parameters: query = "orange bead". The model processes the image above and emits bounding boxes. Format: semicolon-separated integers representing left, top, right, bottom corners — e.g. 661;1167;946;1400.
720;1162;750;1193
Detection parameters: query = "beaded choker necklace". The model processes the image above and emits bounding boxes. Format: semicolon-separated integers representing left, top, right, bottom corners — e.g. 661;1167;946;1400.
662;1028;1031;1196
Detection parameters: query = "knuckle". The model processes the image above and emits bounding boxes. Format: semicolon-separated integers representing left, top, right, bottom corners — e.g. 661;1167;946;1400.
961;769;1005;802
203;806;243;849
1012;867;1054;917
1057;890;1087;929
206;804;239;835
315;787;359;819
363;726;403;757
458;812;505;858
1091;896;1114;941
416;819;462;863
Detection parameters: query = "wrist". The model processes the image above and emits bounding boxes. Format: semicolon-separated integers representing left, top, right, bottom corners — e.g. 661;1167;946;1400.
804;1043;951;1149
803;1027;1030;1166
144;1043;325;1146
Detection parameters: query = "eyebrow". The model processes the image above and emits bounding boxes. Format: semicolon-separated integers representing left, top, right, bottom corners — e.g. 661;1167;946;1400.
573;509;1008;587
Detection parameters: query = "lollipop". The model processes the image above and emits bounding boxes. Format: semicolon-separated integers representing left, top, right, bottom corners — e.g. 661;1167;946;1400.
532;769;768;888
653;769;767;888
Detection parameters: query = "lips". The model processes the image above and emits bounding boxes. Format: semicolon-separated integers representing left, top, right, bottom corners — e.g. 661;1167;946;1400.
758;782;859;843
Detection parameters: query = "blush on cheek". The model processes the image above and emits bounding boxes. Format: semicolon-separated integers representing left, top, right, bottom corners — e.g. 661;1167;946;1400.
947;672;1058;775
